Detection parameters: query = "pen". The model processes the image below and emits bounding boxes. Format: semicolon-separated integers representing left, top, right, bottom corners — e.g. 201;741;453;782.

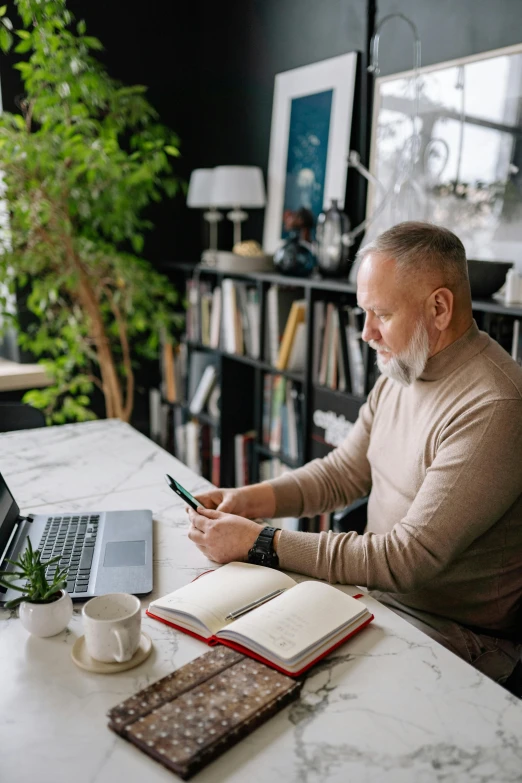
225;588;286;620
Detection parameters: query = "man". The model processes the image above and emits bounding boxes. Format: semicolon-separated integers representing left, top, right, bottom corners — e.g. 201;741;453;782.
187;221;522;683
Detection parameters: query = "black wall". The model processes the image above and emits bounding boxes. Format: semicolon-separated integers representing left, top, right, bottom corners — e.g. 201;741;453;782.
4;0;522;266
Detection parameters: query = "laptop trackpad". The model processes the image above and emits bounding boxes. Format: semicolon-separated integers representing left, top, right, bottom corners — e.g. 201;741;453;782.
103;540;146;567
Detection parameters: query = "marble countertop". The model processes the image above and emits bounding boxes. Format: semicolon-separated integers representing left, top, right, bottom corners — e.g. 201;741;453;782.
1;420;521;783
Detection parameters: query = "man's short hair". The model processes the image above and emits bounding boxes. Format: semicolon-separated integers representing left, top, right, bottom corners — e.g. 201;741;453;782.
357;222;469;290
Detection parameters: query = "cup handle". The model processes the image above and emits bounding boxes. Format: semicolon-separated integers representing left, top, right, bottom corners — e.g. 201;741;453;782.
111;628;132;663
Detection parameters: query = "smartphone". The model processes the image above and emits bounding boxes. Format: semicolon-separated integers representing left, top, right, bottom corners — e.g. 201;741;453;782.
164;474;201;511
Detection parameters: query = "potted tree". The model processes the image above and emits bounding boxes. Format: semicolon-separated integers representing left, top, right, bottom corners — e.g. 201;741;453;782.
0;0;183;423
0;537;72;636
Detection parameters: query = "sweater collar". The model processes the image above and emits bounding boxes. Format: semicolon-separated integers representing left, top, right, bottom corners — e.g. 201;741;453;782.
418;321;487;382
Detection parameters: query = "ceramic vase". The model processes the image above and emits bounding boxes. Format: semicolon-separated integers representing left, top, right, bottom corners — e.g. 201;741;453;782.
19;589;73;637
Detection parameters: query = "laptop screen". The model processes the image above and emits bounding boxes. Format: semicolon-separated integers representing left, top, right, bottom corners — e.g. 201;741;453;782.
0;473;21;568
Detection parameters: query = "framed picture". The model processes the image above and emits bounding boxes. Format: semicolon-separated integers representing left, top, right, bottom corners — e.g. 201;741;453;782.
364;43;522;273
263;53;358;254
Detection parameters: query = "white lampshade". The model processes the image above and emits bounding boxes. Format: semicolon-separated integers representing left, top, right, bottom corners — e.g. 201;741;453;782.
211;166;266;208
187;168;215;208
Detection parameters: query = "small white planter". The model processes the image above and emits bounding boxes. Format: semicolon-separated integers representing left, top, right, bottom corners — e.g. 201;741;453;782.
19;590;73;637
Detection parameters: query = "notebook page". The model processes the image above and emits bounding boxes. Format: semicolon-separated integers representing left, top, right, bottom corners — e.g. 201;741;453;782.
217;581;367;661
148;562;296;636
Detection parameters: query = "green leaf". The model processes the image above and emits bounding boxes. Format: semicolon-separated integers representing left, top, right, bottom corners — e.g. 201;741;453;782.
0;26;12;53
164;145;180;157
0;7;7;17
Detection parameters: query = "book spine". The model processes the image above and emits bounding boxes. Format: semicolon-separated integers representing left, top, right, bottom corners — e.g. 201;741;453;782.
211;436;221;486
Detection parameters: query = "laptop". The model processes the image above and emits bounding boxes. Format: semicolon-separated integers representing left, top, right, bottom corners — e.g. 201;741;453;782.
0;471;153;603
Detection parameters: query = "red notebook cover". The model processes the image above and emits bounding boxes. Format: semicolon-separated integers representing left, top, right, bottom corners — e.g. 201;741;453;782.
146;607;374;678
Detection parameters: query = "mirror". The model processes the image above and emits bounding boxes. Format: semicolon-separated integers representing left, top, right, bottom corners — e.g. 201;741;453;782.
365;44;522;273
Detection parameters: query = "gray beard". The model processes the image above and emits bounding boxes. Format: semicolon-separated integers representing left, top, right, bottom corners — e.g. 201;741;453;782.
373;320;431;387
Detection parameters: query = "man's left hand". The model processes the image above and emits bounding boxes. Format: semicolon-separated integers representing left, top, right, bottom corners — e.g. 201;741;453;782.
187;506;261;563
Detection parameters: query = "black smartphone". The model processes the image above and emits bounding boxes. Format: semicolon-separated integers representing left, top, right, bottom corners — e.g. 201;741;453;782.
164;474;201;511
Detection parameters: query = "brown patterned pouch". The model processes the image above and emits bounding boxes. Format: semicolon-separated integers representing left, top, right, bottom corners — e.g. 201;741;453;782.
107;647;303;779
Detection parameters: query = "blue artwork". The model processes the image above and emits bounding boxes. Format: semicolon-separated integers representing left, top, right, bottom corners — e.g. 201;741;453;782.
282;89;333;236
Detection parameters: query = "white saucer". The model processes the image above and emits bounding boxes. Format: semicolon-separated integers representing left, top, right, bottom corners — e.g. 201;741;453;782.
71;632;152;674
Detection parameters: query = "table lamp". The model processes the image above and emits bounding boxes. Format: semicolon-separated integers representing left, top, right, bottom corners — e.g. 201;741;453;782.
210;166;266;246
186;168;222;251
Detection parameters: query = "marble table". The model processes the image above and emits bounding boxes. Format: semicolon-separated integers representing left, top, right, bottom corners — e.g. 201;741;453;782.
1;420;521;783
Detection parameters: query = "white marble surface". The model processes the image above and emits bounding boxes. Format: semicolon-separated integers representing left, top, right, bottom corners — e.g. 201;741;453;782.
1;420;521;783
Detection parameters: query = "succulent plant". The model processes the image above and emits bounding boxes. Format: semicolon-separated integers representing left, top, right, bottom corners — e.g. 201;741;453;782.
0;537;68;609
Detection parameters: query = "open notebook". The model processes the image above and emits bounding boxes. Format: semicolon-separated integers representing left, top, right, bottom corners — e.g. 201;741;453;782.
147;562;373;676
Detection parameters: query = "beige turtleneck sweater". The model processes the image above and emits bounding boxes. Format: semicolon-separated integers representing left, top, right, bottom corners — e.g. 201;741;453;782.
269;323;522;635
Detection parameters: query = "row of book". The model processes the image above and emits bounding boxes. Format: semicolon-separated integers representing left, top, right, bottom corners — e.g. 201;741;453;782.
312;302;369;397
161;342;221;419
262;376;303;462
185;278;307;372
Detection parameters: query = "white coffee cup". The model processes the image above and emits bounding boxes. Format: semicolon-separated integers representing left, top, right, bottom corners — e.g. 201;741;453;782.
82;593;141;663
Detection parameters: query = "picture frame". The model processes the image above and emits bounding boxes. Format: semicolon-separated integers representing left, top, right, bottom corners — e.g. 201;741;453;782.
263;53;358;254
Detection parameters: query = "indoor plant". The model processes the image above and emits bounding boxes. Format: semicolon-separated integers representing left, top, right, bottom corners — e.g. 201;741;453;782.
0;536;72;636
0;0;182;423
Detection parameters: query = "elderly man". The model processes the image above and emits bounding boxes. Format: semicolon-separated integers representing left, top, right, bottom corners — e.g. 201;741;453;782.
188;221;522;683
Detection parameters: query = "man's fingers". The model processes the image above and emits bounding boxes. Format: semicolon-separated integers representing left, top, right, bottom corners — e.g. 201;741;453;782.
196;507;222;520
217;499;236;513
194;492;220;510
188;522;206;545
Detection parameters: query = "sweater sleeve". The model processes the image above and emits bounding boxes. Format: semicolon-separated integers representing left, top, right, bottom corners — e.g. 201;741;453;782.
266;379;383;518
277;398;522;591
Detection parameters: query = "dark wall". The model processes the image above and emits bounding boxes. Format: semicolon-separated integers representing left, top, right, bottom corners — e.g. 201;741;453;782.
3;0;522;263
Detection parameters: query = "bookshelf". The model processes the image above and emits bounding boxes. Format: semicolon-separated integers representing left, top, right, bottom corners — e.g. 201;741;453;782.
158;261;522;531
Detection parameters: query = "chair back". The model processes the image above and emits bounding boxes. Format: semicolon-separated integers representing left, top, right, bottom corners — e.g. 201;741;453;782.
0;402;46;433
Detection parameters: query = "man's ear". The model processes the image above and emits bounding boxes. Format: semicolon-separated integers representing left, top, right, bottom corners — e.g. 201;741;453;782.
428;287;454;331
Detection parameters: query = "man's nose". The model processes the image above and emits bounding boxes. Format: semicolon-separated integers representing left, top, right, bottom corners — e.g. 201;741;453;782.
361;313;381;343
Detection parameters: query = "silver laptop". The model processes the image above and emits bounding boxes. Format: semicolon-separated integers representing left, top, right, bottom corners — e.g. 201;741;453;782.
0;471;153;602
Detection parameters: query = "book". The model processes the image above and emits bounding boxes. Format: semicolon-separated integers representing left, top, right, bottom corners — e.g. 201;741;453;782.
269;375;286;452
188;351;216;404
266;285;302;366
161;339;177;403
286;321;306;372
211;435;221;486
346;307;365;397
312;300;325;383
221;279;238;354
276;300;306;370
189;365;217;415
234;429;256;487
107;647;302;780
147;562;373;677
318;303;334;386
209;285;222;349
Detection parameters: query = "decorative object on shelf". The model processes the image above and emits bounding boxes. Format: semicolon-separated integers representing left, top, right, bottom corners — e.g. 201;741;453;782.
273;207;317;277
263;53;357;255
467;260;513;299
316;198;351;276
233;239;264;256
0;537;72;637
505;268;522;304
211;166;266;246
187;168;223;252
365;42;522;270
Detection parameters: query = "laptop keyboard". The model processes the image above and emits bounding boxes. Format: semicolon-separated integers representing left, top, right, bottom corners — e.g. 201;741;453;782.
37;515;100;594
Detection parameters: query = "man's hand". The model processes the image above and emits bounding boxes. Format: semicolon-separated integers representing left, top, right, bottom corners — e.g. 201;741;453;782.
187;506;261;564
194;483;276;519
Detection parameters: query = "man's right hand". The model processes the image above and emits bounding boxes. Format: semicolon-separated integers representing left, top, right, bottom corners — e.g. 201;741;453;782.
194;482;276;520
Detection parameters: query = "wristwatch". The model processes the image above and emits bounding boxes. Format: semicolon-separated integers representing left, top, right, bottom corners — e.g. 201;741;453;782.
247;526;279;569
